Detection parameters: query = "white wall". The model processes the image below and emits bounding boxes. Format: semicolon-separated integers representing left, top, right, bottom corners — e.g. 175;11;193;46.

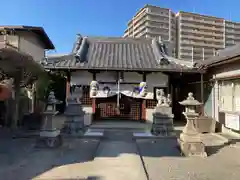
71;71;168;89
96;72;116;82
146;72;168;90
18;32;45;62
71;71;92;85
124;72;142;83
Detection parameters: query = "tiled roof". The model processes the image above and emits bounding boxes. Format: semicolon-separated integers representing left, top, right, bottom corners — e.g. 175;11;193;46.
44;36;200;72
200;43;240;68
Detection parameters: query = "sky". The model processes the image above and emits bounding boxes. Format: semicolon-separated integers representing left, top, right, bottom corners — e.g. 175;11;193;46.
1;0;240;53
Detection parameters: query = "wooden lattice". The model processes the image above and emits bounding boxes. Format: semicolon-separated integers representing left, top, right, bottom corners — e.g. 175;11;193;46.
80;86;92;106
146;99;157;109
96;95;142;120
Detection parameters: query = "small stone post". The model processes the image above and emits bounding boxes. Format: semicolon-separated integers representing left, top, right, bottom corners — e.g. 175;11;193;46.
179;92;207;157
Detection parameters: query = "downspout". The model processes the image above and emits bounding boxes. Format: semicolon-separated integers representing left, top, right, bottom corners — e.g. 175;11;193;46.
201;73;204;116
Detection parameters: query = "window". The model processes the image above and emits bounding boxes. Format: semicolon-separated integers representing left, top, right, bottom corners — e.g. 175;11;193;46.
234;80;240;111
219;79;240;112
219;81;233;111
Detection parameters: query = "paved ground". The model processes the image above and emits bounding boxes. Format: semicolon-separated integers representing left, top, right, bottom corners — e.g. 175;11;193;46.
137;138;240;180
1;129;240;180
0;138;100;180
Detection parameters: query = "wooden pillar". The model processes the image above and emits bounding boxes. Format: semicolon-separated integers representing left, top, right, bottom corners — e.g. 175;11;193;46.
200;73;204;115
142;72;146;82
66;71;71;100
12;72;21;128
31;82;36;113
92;98;96;120
141;100;146;121
141;72;147;121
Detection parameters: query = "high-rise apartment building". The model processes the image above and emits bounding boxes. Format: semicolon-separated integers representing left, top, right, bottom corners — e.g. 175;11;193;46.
124;5;240;62
123;5;177;56
225;21;240;47
176;11;225;61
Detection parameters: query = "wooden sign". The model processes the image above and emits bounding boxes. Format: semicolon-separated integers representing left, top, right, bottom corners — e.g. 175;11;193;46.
225;113;240;131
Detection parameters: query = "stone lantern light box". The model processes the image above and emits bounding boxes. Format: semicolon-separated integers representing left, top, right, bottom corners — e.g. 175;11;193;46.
179;92;202;115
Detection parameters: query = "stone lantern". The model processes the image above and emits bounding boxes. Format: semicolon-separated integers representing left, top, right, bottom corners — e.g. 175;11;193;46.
179;92;207;157
38;91;62;148
64;85;85;136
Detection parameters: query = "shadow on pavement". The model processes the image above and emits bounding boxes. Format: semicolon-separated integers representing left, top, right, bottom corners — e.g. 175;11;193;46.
2;126;237;179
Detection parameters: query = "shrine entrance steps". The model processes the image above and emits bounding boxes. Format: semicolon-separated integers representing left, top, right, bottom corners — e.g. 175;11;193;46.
90;120;152;132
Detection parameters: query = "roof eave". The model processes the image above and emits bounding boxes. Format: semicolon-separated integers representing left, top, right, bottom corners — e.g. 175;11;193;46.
44;66;203;73
204;55;240;68
0;25;55;50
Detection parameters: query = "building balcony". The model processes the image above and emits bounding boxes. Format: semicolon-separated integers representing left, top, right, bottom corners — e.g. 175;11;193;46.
180;47;218;54
180;16;223;26
146;16;169;24
146;11;169;18
180;41;224;49
133;27;147;37
146;24;169;31
181;34;223;43
225;35;235;39
180;23;224;32
127;8;146;26
181;29;224;37
225;24;235;28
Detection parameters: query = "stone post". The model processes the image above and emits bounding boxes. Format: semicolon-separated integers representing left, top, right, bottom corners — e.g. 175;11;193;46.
179;92;207;157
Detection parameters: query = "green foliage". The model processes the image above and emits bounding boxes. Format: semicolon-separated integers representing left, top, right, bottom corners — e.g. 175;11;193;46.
36;73;52;102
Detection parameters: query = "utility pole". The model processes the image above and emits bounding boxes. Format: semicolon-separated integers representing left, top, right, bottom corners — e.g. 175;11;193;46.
202;48;205;61
191;46;194;65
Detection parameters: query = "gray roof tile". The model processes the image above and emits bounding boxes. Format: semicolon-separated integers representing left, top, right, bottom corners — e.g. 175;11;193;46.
44;36;200;72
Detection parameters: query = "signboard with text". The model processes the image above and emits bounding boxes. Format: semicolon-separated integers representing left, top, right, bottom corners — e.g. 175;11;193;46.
225;113;240;131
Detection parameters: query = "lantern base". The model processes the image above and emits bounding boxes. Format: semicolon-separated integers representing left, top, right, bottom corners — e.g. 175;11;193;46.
178;139;207;157
40;130;60;137
36;135;62;148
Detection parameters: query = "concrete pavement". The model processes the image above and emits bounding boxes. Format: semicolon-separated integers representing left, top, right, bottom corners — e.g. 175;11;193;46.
89;130;147;180
1;129;240;180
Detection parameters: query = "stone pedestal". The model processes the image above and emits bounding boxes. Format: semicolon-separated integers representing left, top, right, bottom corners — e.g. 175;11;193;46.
179;113;207;157
151;106;174;136
179;93;207;157
64;86;85;136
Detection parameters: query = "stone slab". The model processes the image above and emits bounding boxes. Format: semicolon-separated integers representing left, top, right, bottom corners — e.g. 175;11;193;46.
179;139;207;157
84;129;104;137
154;106;172;115
91;140;147;180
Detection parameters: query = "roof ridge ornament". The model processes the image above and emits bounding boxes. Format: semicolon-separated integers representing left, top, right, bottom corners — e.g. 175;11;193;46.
72;34;82;53
151;38;170;65
75;37;88;63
